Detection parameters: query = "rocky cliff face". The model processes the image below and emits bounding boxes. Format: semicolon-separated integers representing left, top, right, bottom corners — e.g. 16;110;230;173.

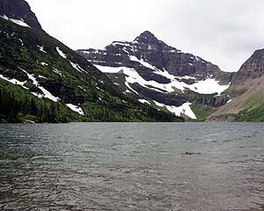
78;31;231;83
0;0;43;30
77;31;232;119
208;48;264;121
231;49;264;84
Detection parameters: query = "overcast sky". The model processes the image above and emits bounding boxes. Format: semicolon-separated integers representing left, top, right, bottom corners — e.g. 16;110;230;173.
27;0;264;72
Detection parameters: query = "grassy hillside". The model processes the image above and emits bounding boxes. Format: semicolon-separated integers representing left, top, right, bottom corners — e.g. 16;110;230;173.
208;77;264;122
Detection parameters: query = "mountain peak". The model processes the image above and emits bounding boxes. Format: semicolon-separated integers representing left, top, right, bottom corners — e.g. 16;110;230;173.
134;31;161;45
0;0;43;31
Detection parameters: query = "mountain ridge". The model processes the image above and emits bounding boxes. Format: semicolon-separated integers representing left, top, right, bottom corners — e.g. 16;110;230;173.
0;0;43;31
1;0;263;122
208;48;264;121
78;31;232;82
0;3;182;122
77;31;233;120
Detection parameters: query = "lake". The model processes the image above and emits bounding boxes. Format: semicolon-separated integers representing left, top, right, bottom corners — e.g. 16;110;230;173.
0;123;263;210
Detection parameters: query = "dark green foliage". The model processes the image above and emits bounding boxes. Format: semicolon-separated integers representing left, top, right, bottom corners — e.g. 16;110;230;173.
237;108;264;122
0;80;81;123
235;96;264;122
190;103;215;121
0;19;183;122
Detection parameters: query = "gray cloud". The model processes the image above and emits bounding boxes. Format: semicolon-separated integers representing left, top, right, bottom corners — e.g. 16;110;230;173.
27;0;264;72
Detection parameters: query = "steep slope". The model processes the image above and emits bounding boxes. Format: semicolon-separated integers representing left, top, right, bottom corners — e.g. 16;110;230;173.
0;15;182;122
77;31;232;120
209;49;264;121
0;0;42;30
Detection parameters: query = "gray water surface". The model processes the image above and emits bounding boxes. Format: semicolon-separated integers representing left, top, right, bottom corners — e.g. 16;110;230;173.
0;123;263;210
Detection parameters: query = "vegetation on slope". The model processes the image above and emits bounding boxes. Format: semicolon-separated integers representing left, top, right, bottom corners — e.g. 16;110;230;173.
0;18;183;122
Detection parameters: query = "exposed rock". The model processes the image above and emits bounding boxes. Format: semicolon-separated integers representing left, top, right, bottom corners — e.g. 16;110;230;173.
77;31;231;83
208;48;264;121
197;96;230;107
232;49;264;84
77;31;233;119
0;0;43;31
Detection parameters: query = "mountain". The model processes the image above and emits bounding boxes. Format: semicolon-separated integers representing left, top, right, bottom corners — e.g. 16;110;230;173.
208;49;264;121
77;31;232;120
0;0;43;31
0;2;182;123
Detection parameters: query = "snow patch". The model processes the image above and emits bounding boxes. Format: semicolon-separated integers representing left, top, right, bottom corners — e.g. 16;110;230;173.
125;81;139;94
94;61;229;96
227;99;232;104
0;74;28;89
112;41;131;47
38;75;46;79
1;15;30;28
18;39;24;46
56;47;67;59
153;101;197;119
138;99;151;105
10;19;30;28
87;59;106;64
94;65;122;73
187;79;230;95
52;68;63;76
70;61;85;72
21;69;60;102
41;62;48;66
176;75;196;80
129;55;159;70
66;104;84;115
37;45;47;54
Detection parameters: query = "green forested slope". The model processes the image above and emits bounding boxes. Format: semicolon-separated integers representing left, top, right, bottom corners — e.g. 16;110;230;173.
0;18;183;122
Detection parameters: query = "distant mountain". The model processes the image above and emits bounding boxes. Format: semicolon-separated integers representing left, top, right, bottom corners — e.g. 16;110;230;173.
208;49;264;121
0;2;181;123
0;0;43;31
232;49;264;83
77;31;232;120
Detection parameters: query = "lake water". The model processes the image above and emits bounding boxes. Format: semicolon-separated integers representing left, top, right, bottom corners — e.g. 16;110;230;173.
0;123;263;210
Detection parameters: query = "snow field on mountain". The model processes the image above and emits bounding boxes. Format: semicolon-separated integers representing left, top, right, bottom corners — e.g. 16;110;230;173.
153;101;197;119
21;69;60;102
0;74;28;89
129;56;229;95
95;64;229;95
0;69;87;116
95;65;199;119
66;104;84;115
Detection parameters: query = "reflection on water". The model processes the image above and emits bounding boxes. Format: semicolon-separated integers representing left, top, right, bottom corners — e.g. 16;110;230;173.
0;123;263;210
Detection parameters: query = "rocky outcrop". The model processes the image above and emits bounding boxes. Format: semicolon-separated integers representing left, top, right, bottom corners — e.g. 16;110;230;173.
77;31;233;119
196;96;230;107
232;49;264;84
0;0;43;31
208;48;264;121
77;31;231;83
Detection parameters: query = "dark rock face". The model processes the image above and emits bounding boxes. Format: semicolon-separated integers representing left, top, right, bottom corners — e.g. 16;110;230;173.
77;31;233;119
130;83;187;106
232;49;264;84
0;0;43;30
77;31;231;83
197;96;229;107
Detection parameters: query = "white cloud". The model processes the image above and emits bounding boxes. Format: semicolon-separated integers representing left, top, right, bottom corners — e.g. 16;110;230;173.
27;0;264;72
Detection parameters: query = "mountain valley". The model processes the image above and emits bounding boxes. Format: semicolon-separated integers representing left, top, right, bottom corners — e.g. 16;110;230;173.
1;0;264;122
